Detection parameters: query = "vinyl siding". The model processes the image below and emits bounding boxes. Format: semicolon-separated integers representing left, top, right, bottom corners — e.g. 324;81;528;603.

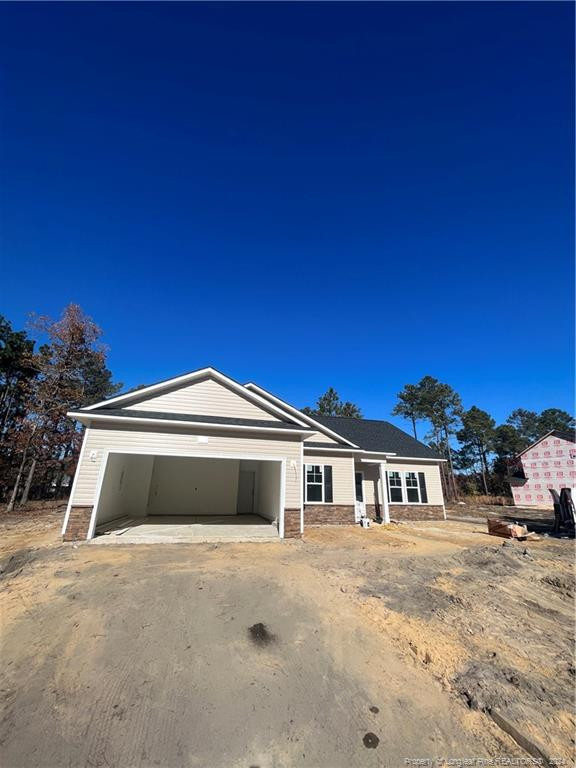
71;423;301;508
303;452;355;504
304;432;340;445
124;378;282;421
360;460;444;506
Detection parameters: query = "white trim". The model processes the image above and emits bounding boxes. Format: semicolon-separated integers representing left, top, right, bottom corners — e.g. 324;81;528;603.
244;382;359;448
354;470;365;503
279;459;286;539
387;456;445;462
62;428;89;535
378;461;390;524
82;367;311;427
303;446;364;454
67;411;315;436
87;448;287;541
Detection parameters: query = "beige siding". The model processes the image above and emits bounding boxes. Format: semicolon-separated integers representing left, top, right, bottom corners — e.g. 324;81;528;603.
303;452;355;504
125;377;282;421
358;460;444;507
72;423;301;508
304;432;340;445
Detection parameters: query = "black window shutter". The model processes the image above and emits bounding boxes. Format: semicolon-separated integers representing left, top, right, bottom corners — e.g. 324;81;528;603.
418;472;428;503
324;466;333;503
385;471;390;502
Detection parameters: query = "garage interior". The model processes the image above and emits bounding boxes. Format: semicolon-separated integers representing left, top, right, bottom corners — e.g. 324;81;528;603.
92;453;282;542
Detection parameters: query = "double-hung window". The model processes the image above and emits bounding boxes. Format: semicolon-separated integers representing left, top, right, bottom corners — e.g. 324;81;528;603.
387;471;428;504
305;464;333;503
405;472;420;503
388;471;404;502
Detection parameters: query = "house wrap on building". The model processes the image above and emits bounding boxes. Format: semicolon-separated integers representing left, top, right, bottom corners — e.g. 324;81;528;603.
508;430;576;506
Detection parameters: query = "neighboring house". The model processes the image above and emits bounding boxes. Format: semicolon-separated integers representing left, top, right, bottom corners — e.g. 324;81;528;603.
62;368;446;541
508;430;576;506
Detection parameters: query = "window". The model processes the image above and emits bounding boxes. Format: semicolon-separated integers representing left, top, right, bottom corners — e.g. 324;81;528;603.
305;464;333;503
388;471;403;502
306;465;323;502
405;472;420;503
387;471;428;504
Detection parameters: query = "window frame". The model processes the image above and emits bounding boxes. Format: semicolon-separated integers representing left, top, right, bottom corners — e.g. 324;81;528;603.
305;464;325;503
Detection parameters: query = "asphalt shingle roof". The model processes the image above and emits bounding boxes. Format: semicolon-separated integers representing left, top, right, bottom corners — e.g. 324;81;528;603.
78;408;306;431
312;415;441;459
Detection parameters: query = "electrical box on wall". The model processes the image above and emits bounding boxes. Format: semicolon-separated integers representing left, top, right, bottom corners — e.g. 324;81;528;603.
196;436;208;443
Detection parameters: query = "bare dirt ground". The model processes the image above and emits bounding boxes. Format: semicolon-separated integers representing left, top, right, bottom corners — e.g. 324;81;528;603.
0;513;574;768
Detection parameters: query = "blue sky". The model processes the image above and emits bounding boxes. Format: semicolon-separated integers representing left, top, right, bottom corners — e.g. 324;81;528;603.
1;2;574;431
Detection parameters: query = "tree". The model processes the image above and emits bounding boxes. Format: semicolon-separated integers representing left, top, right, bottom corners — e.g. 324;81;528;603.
6;304;122;509
506;409;540;447
419;377;463;500
456;406;495;494
537;408;575;436
302;387;362;418
0;316;36;442
493;424;525;460
391;383;424;439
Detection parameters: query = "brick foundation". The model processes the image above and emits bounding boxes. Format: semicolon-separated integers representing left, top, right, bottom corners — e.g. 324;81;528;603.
304;504;356;525
365;503;445;521
284;508;302;538
63;505;93;541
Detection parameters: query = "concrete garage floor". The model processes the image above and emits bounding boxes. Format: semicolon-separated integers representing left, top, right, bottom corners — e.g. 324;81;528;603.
1;514;573;767
95;514;278;543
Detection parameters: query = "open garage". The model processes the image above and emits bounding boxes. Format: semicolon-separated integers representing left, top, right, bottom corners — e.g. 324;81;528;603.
90;452;283;542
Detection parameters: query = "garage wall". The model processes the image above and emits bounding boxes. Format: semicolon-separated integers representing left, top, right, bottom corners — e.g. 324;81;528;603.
72;423;301;508
96;454;154;525
256;461;281;522
147;456;240;516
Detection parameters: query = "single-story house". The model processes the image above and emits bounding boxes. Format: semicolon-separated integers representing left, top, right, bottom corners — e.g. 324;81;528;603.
508;429;576;506
62;368;446;541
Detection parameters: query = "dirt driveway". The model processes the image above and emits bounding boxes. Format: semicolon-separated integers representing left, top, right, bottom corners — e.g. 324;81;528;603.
0;515;573;767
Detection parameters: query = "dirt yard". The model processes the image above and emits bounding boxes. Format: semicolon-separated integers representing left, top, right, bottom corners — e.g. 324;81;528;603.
0;513;574;768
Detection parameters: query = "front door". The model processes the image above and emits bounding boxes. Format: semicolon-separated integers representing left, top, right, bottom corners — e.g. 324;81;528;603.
237;470;255;515
354;472;365;522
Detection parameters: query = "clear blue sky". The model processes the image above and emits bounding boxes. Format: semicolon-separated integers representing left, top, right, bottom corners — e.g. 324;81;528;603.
1;2;574;431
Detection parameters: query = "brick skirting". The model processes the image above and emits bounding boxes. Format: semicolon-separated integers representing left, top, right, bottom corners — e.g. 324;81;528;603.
63;506;93;541
366;503;445;521
284;508;302;538
304;504;356;525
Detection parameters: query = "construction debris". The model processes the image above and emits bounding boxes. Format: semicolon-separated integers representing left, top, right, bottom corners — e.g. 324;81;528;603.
487;518;540;540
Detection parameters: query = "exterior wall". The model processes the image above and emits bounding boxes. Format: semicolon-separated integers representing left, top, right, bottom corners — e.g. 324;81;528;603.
365;503;444;521
284;509;301;538
70;423;302;512
63;506;93;541
304;505;355;525
304;432;340;445
302;451;355;505
386;460;444;508
512;436;576;506
358;459;444;518
125;377;281;421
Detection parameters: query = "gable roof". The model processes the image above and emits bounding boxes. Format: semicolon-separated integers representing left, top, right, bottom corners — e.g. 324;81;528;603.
83;367;310;427
312;415;441;459
516;428;576;458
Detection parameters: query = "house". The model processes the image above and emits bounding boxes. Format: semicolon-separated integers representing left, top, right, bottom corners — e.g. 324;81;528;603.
62;368;446;541
508;429;576;506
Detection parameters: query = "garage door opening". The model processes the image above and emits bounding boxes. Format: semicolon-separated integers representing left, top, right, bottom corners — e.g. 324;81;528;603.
90;453;283;542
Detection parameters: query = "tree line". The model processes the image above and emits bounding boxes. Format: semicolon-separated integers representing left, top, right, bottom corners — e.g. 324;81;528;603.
0;305;120;509
2;306;573;508
304;377;575;500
